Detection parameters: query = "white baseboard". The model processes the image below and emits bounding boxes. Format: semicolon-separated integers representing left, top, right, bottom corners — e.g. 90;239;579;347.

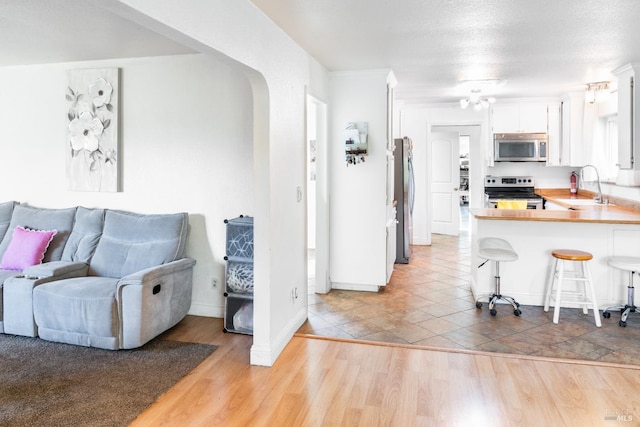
332;282;381;292
250;306;307;366
412;237;431;245
188;302;223;318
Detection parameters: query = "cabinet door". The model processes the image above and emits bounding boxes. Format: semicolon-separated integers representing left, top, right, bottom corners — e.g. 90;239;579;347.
518;103;548;133
491;103;549;133
559;93;586;167
491;104;520;133
546;103;562;165
618;75;633;169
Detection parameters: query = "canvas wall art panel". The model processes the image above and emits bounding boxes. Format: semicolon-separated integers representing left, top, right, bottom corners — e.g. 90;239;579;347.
66;68;119;192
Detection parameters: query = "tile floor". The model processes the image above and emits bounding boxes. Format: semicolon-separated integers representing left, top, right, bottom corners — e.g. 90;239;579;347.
298;213;640;366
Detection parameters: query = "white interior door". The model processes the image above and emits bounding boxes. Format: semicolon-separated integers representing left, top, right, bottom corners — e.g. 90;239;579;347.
431;131;460;236
306;94;330;294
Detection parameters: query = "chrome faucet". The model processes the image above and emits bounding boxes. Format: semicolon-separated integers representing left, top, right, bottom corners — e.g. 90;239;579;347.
579;164;603;203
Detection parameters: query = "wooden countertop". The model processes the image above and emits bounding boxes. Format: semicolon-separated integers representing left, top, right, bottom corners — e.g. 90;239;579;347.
472;189;640;224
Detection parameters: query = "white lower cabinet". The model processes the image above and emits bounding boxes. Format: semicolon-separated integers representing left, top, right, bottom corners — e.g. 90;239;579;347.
472;217;640;308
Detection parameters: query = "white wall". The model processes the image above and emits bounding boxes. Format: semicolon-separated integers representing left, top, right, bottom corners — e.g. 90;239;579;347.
0;53;253;318
109;0;330;365
399;104;490;244
489;163;576;188
329;70;392;290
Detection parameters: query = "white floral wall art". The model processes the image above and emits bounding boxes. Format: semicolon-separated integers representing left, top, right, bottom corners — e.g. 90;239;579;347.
66;68;119;192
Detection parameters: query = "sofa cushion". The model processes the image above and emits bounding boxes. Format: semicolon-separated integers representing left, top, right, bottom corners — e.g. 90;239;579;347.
62;207;105;263
0;201;18;243
33;277;119;339
89;210;188;278
0;205;76;262
0;226;57;270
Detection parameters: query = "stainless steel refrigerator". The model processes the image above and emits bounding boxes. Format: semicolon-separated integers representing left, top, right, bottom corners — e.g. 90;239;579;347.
394;137;414;264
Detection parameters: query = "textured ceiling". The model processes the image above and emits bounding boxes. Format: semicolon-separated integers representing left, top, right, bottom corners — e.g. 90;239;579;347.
1;0;639;104
250;0;640;102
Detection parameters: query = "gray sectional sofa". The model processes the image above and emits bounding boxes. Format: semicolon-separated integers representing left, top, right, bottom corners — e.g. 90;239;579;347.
0;201;195;349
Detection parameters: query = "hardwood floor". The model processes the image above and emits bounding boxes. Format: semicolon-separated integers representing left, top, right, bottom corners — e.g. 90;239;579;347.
133;315;640;426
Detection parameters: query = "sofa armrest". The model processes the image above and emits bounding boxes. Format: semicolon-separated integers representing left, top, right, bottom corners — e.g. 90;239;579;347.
23;260;89;279
118;258;196;286
4;261;89;337
116;258;196;349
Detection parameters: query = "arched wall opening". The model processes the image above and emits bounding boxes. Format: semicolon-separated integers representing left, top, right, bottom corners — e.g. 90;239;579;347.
96;0;320;366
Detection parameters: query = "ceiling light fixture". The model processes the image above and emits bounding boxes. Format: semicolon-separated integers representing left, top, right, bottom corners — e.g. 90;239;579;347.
585;81;610;104
460;89;496;110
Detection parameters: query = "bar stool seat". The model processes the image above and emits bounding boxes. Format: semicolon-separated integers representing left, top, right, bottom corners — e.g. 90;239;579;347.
544;249;601;327
603;256;640;327
475;237;521;317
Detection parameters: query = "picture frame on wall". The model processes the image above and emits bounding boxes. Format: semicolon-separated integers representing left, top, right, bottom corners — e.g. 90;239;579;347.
66;67;120;192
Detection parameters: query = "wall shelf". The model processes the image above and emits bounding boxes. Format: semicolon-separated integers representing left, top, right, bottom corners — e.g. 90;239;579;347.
345;121;368;165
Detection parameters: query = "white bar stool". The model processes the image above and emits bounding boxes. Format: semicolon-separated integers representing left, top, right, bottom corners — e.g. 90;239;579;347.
544;249;601;327
475;237;521;316
602;256;640;327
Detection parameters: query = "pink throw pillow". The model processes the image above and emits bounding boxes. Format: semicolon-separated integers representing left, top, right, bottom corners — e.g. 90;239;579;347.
0;226;57;270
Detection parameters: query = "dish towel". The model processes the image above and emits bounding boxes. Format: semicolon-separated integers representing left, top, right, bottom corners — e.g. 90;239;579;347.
497;199;528;209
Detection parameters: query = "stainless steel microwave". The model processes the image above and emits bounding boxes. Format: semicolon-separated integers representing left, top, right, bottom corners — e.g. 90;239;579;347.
494;133;548;162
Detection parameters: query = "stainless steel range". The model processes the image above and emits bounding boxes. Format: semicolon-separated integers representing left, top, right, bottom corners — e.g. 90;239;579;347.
484;175;543;209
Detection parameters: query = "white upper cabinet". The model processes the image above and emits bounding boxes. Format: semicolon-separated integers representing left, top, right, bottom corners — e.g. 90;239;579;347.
546;102;562;165
547;93;585;167
490;104;520;133
490;102;549;134
613;64;638;170
564;94;586;167
518;103;549;133
618;74;633;169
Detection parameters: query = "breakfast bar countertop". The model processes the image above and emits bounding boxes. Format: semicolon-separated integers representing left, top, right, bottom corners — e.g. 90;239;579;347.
470;188;640;308
471;189;640;224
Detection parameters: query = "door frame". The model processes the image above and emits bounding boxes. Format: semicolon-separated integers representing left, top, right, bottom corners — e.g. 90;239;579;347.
306;93;330;294
427;123;483;241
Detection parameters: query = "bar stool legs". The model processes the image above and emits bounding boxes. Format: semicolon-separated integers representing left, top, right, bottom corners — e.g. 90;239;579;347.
602;270;637;326
544;249;601;327
475;237;521;317
602;256;640;327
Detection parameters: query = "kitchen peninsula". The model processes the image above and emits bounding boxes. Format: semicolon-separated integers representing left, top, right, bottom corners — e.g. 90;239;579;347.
470;191;640;311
